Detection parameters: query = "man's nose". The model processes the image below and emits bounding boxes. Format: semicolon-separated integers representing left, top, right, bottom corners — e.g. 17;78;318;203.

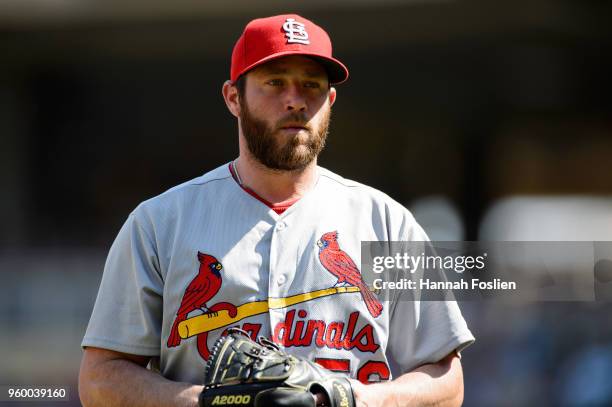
284;83;307;112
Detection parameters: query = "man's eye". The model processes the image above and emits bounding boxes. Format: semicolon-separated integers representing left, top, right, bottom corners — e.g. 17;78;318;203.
267;79;283;86
304;82;321;88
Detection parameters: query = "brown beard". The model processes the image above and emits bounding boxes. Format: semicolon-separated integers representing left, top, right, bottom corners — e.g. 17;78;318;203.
239;98;330;171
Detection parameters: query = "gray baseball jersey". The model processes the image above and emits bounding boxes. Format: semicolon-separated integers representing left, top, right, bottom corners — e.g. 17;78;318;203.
82;163;474;383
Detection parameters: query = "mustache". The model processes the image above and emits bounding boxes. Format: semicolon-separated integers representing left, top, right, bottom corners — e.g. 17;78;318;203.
276;113;311;131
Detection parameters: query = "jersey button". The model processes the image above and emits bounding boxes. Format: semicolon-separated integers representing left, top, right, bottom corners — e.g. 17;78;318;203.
277;275;287;285
276;222;286;231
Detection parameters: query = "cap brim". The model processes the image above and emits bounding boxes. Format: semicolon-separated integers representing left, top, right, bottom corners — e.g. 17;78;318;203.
236;50;349;85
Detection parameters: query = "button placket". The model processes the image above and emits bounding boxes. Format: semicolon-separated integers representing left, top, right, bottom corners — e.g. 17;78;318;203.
269;219;291;335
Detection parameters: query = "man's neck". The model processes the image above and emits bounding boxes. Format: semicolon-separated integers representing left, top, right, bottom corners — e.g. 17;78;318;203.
233;154;318;205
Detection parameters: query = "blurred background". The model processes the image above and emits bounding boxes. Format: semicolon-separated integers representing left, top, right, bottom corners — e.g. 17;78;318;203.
1;0;612;405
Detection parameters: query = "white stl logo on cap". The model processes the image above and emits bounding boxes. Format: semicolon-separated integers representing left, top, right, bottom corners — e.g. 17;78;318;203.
283;18;310;45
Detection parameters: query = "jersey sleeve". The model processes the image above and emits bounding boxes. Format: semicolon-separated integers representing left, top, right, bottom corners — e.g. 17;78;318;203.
81;207;164;356
387;297;475;375
386;211;475;375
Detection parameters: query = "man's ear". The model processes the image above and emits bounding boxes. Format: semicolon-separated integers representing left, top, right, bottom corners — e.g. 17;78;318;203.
222;80;241;118
328;86;337;107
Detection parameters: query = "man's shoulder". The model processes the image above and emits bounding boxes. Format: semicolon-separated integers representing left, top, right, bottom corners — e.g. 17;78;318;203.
317;166;428;240
134;163;233;215
317;166;403;207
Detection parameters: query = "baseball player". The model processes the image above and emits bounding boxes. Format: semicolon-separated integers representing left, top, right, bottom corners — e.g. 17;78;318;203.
79;14;474;407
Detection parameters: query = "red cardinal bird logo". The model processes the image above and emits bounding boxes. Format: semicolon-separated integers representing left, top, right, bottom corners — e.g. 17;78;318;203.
167;252;223;348
317;231;383;318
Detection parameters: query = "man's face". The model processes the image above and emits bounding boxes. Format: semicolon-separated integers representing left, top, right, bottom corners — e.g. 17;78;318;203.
238;55;334;171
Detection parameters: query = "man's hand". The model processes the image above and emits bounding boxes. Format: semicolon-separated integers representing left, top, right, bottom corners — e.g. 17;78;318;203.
348;379;383;407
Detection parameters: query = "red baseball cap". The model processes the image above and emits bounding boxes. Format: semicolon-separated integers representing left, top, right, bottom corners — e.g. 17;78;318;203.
230;14;349;85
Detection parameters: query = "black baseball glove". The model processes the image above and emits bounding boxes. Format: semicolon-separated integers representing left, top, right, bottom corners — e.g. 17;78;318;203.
199;328;355;407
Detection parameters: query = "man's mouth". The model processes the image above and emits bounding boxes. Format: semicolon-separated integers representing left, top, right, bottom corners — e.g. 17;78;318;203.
279;121;309;131
280;125;308;131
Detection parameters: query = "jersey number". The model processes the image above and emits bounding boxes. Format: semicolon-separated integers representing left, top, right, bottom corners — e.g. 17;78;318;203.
315;358;390;384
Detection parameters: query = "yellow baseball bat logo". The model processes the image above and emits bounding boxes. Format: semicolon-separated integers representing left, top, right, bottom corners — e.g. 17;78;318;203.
178;286;361;339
